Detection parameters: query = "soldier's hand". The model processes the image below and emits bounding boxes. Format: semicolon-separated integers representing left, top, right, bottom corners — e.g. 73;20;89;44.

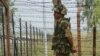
72;48;77;53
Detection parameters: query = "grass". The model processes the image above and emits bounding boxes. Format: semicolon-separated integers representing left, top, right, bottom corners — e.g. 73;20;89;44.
0;31;100;56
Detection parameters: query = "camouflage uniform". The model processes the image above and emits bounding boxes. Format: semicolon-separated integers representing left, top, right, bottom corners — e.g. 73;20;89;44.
52;1;73;56
52;18;72;56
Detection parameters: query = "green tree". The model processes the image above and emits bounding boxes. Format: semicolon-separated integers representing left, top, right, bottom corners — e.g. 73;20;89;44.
82;0;100;30
82;0;93;30
82;0;100;56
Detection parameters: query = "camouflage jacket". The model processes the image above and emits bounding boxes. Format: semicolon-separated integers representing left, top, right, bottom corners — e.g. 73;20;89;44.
52;18;72;54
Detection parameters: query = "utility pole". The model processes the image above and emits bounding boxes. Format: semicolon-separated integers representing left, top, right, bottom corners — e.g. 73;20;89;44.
0;0;11;56
5;3;11;56
77;0;82;56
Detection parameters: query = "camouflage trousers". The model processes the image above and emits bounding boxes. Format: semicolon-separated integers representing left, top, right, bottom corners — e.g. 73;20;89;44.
52;37;72;56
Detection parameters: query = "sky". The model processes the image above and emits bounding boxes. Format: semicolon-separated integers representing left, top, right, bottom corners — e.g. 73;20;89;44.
11;0;87;34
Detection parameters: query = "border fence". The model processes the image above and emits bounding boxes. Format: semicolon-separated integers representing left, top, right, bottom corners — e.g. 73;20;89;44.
0;0;100;56
0;15;46;56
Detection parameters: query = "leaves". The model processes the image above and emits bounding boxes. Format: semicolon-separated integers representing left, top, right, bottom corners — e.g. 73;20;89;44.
82;0;100;30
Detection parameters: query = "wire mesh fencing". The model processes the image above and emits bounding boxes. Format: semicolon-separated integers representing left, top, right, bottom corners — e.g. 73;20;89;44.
0;16;46;56
0;0;100;56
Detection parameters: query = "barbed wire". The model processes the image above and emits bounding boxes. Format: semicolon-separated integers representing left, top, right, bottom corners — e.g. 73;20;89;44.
1;0;100;56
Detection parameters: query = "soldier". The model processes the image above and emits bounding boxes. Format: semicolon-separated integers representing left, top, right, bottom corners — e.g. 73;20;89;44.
52;0;77;56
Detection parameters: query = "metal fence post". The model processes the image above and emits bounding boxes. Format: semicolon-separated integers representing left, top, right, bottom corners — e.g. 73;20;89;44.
39;29;41;44
1;9;6;56
42;31;44;45
19;18;22;56
36;28;38;45
25;22;28;56
93;22;96;56
30;22;32;56
33;27;35;48
11;11;17;56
